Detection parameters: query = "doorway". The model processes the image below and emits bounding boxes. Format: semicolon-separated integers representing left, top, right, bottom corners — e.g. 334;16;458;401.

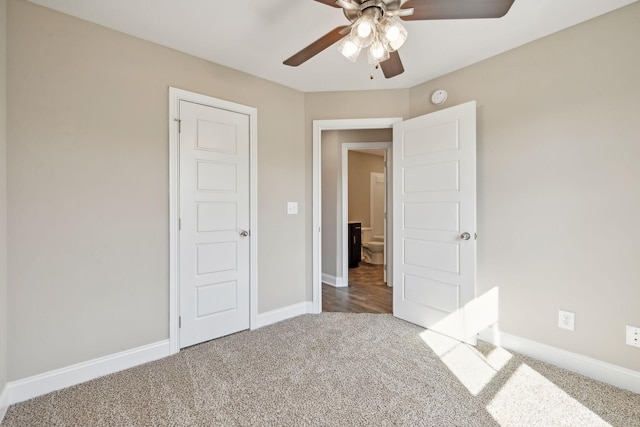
313;118;401;314
342;145;390;288
323;144;392;313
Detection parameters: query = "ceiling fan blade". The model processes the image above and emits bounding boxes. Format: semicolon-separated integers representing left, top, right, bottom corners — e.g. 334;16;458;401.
283;26;350;67
313;0;342;7
380;51;404;78
400;0;515;21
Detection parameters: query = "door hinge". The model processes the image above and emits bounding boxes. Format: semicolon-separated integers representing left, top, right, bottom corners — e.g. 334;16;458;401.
175;118;181;133
179;316;181;328
475;232;478;240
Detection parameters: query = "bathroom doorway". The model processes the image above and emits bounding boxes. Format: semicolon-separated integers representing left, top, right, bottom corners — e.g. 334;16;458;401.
321;136;393;314
344;148;388;285
345;148;391;313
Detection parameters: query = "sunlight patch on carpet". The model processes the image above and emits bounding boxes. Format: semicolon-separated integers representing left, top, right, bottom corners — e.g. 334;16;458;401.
420;329;512;395
487;363;611;426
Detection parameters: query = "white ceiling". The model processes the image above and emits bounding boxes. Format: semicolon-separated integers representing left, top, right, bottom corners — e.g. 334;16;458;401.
27;0;637;92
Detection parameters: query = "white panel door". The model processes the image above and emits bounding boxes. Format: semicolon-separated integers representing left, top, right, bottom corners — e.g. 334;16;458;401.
393;101;476;342
179;100;250;348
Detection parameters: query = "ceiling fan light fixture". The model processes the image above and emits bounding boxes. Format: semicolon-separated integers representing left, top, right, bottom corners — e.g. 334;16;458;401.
336;36;361;62
379;17;408;52
285;0;517;79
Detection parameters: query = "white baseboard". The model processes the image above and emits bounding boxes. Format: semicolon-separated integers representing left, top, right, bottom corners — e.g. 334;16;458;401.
0;384;9;423
2;303;314;411
254;301;313;329
6;339;171;406
478;329;640;394
322;273;346;288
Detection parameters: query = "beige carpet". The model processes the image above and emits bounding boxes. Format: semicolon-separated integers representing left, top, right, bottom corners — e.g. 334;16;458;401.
2;313;639;426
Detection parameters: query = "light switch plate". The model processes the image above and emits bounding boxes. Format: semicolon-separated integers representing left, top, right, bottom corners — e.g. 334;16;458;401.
287;202;298;215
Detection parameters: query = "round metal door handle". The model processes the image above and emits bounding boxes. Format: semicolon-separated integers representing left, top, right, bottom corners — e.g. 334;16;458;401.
239;230;249;237
460;232;471;240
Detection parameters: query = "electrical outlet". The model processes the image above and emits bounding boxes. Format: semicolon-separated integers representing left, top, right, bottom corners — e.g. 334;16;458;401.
558;310;575;331
626;325;640;348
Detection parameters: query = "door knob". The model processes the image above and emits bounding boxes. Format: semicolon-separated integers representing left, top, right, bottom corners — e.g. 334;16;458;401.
460;232;471;240
239;230;249;237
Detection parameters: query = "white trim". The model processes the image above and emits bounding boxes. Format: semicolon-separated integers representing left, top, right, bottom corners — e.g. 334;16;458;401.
254;302;313;329
478;329;640;394
341;142;391;287
169;87;259;352
313;118;401;314
5;340;171;406
321;273;346;288
0;384;9;423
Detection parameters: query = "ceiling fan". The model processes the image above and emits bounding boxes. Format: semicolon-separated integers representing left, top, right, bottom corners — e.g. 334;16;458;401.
283;0;516;78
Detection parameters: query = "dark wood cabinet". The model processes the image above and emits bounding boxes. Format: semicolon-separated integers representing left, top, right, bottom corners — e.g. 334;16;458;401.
348;222;361;268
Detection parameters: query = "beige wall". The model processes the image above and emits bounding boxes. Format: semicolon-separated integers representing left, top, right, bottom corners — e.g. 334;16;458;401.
0;0;7;397
321;129;391;281
348;151;384;228
7;0;305;380
410;3;640;370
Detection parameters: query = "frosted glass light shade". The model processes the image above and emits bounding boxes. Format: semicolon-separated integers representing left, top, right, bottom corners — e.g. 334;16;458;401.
350;15;377;48
379;17;408;51
337;36;361;62
367;39;389;65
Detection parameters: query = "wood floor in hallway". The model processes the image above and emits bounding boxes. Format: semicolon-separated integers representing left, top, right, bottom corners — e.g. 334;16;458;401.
322;263;392;314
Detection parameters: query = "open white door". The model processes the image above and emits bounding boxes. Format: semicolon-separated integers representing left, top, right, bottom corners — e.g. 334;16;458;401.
393;101;477;343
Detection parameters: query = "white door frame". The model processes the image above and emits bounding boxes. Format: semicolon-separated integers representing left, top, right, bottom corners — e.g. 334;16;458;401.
341;143;391;287
312;118;401;313
169;87;258;354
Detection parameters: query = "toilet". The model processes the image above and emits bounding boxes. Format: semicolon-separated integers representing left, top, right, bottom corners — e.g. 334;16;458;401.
361;227;385;265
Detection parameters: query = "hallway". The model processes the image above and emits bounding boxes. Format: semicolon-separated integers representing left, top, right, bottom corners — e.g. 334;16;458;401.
322;263;391;313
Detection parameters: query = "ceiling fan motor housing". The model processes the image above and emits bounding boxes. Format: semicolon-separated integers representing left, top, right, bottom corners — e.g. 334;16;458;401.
343;0;387;22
